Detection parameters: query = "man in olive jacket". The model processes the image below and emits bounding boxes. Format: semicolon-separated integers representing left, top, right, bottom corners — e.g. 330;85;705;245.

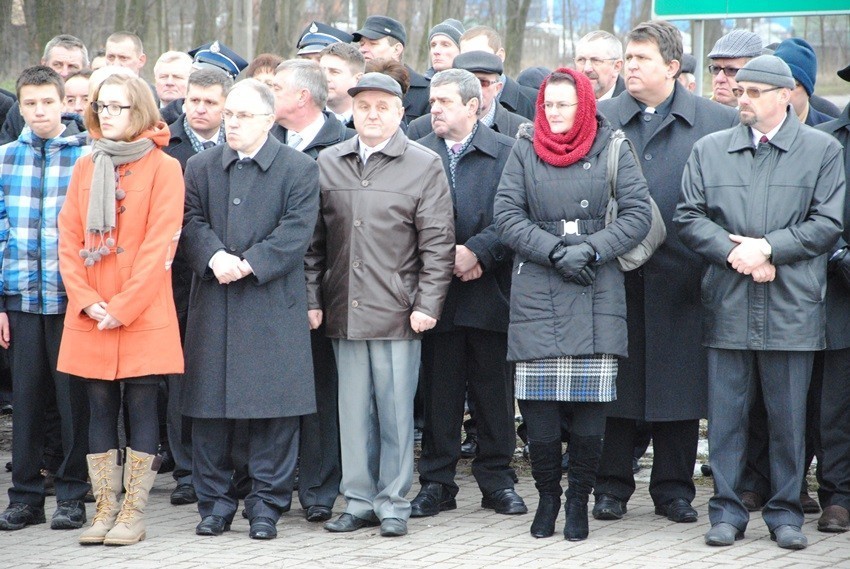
305;73;455;538
675;55;845;550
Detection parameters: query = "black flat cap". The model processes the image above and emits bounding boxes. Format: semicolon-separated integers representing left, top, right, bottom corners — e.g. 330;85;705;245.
680;54;696;74
453;50;503;75
348;72;403;99
352;15;406;46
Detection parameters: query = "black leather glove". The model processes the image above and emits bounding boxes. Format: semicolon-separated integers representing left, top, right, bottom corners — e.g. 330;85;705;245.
549;242;596;285
828;247;850;290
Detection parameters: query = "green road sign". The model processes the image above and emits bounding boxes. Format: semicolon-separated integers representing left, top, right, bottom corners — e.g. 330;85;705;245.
653;0;850;20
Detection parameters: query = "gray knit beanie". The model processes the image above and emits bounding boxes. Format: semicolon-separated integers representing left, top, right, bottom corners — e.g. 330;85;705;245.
708;29;763;59
735;55;795;89
429;19;465;48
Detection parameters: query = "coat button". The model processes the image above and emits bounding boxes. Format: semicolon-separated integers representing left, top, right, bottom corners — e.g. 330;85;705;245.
351;300;359;307
361;180;369;187
352;260;361;268
644;153;652;160
353;219;362;227
237;164;243;170
580;199;589;208
583;162;591;170
229;245;236;252
117;205;126;213
233;198;241;205
643;114;652;122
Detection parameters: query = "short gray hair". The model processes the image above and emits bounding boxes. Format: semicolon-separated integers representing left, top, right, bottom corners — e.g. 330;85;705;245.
577;30;623;60
275;59;328;109
430;68;481;106
154;51;193;76
229;79;275;114
188;68;234;93
43;34;89;67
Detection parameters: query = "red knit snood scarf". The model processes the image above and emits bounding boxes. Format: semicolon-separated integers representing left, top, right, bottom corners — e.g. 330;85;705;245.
533;67;598;167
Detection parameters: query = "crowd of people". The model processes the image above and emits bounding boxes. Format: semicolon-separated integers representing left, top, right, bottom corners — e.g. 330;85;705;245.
0;12;847;556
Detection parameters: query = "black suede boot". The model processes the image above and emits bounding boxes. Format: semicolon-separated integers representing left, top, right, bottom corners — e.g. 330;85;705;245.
528;440;563;538
564;434;604;541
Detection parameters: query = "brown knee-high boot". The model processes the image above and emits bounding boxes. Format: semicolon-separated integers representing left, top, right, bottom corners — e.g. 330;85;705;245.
79;449;123;545
103;448;161;546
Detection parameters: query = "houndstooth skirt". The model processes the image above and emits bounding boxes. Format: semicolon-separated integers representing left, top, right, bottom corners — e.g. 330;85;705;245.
515;354;618;402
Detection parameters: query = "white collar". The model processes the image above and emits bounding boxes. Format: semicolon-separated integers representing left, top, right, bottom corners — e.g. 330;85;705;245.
751;113;787;146
288;113;326;150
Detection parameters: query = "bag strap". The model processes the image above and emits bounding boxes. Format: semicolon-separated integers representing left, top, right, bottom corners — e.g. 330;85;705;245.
607;130;642;201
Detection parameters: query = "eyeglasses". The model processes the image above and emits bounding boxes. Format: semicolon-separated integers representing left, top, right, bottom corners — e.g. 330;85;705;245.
574;57;617;68
222;110;272;121
541;101;578;113
91;102;131;116
731;86;782;99
707;64;741;78
477;77;498;88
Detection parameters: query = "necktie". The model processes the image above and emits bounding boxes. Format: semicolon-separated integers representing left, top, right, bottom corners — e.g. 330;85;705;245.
288;132;302;148
450;143;463;155
201;141;215;150
759;135;769;145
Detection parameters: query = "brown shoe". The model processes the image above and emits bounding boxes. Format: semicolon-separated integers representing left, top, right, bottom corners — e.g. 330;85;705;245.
818;505;850;533
740;491;764;512
800;491;821;514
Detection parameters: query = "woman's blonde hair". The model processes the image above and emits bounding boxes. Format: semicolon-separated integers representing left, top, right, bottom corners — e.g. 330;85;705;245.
85;74;160;141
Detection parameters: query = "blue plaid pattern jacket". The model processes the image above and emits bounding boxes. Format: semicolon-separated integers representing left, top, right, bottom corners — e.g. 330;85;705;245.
0;125;89;314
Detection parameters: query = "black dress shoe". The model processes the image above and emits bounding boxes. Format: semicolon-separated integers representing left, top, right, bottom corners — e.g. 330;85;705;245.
170;483;198;505
305;505;333;522
324;513;380;533
0;503;46;530
249;516;278;540
655;497;698;523
158;449;175;474
380;517;408;537
195;515;231;536
481;488;528;515
460;434;478;458
410;482;456;517
592;494;626;520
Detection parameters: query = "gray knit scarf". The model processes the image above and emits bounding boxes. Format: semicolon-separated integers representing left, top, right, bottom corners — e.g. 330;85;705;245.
80;137;154;266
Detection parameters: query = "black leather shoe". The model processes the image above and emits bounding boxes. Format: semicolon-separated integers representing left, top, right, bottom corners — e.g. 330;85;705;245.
705;522;744;546
655;497;698;523
800;491;821;514
460;434;478;458
324;513;380;533
380;517;407;537
410;482;457;517
0;503;46;531
195;515;231;536
50;500;86;529
249;516;277;540
305;505;333;522
592;494;626;520
481;488;528;515
158;449;175;474
170;483;198;505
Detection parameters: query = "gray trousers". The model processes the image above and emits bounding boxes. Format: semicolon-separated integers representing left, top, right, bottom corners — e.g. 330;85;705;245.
333;338;419;521
707;348;812;531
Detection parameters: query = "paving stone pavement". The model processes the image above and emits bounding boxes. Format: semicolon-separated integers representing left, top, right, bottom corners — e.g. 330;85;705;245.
2;452;849;569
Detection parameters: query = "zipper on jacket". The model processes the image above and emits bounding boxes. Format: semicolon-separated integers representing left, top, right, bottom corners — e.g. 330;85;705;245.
36;142;46;312
517;262;524;274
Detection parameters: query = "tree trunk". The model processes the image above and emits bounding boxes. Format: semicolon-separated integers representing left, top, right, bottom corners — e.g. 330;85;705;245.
192;0;217;48
600;0;620;35
255;0;278;55
504;0;532;77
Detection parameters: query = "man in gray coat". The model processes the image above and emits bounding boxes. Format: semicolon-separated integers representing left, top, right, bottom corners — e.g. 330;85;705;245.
675;55;845;549
593;20;738;525
306;73;455;537
180;79;320;540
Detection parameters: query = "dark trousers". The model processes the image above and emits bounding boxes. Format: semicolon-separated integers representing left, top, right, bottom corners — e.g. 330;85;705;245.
166;308;192;485
519;400;607;443
7;311;89;506
817;347;850;511
419;328;516;496
297;328;341;509
707;349;812;531
595;417;698;507
192;416;299;523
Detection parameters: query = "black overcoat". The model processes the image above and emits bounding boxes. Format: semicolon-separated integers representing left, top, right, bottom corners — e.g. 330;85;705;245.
180;136;320;419
598;83;738;421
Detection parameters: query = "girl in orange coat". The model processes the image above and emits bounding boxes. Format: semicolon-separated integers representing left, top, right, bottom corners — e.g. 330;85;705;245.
57;74;184;546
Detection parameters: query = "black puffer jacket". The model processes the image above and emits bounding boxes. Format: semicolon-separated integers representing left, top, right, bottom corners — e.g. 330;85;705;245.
494;117;652;361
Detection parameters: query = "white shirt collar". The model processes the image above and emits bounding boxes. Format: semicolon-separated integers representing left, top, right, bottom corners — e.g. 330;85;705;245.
236;136;268;161
358;136;391;164
188;126;218;146
751;113;788;146
289;114;326;151
598;81;618;101
443;129;474;152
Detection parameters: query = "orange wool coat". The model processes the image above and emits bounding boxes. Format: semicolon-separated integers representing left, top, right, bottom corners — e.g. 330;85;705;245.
57;124;185;380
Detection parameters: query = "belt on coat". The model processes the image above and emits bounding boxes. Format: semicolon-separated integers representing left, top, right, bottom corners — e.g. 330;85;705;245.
535;218;605;236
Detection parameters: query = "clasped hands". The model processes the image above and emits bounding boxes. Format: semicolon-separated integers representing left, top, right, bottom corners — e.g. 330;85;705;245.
727;234;775;283
550;242;596;286
211;251;253;285
306;309;436;333
83;301;123;330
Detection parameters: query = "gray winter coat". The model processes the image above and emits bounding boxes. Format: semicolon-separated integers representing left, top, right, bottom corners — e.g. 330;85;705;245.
675;112;845;351
494;118;652;362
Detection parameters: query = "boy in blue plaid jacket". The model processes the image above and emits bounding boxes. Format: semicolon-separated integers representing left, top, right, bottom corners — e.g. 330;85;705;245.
0;66;91;531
